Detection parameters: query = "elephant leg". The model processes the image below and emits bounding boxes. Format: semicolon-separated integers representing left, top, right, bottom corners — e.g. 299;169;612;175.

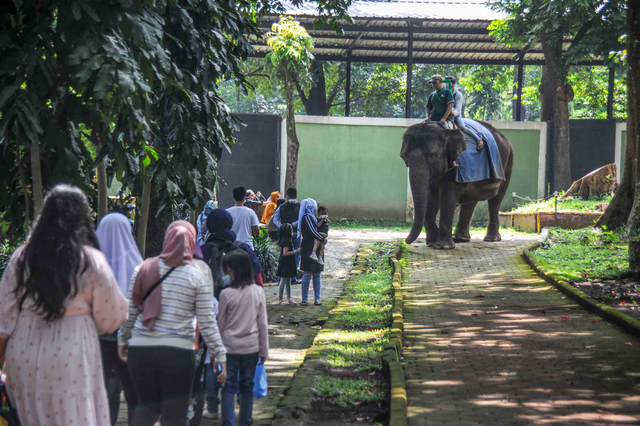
425;186;440;247
434;178;457;250
453;202;477;243
484;195;502;242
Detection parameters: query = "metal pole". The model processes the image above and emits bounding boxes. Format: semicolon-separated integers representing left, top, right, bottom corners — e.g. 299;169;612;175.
345;54;352;117
516;58;524;121
607;66;615;120
405;23;413;119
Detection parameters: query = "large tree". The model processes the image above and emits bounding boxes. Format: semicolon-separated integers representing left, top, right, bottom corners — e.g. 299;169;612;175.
490;0;626;191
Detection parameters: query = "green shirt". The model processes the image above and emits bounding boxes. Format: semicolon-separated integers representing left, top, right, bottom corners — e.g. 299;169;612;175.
426;89;454;121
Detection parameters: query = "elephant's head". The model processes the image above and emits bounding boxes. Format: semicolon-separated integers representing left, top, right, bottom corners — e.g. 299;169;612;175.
400;122;466;243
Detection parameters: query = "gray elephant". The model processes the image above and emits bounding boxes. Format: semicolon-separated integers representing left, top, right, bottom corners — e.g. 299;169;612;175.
400;121;514;249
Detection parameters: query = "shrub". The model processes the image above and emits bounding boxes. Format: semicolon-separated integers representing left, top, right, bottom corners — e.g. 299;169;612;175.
253;231;279;283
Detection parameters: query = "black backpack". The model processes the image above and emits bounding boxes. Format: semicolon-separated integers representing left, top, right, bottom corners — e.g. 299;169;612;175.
203;239;241;299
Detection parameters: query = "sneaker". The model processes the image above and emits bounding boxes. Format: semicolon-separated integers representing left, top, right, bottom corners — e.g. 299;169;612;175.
278;299;285;305
314;299;322;306
310;253;319;262
317;257;324;266
287;298;296;305
300;301;308;306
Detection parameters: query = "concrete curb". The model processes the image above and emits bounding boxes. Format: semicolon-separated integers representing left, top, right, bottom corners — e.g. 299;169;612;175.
383;242;407;426
523;245;640;339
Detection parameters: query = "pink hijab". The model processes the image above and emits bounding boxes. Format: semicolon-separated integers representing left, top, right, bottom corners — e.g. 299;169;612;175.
132;221;196;330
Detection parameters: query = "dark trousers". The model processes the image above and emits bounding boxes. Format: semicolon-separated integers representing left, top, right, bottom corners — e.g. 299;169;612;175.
100;339;138;426
221;353;259;426
128;346;196;426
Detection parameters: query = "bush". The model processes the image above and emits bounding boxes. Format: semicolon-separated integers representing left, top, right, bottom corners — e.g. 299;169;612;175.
253;230;279;283
0;241;19;281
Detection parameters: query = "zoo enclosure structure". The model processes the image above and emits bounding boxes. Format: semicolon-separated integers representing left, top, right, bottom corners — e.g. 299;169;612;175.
249;0;616;120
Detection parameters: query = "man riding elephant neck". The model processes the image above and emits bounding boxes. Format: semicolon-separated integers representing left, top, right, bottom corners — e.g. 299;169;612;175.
425;75;454;127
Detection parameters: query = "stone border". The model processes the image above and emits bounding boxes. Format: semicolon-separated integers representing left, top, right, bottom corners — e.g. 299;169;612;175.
523;245;640;338
383;242;407;426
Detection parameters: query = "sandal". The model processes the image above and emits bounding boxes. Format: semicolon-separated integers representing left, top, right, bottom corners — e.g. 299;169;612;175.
300;301;308;306
314;299;322;306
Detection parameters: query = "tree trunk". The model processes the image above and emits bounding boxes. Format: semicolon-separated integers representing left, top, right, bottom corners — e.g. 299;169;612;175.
625;1;640;273
303;61;329;116
136;165;152;258
94;122;108;221
30;142;44;218
539;66;555;122
17;144;30;232
597;136;635;229
541;35;572;192
284;68;300;190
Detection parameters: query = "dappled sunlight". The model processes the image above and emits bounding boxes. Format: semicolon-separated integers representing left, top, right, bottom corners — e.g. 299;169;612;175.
402;241;640;424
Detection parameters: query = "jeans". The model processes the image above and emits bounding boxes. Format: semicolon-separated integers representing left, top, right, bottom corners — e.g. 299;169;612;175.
301;271;321;303
454;115;480;142
293;233;302;270
221;353;259;426
128;346;196;426
100;339;137;426
205;363;221;412
278;277;292;299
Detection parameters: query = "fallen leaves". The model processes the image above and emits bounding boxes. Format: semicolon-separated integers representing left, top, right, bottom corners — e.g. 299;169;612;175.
539;310;546;314
591;320;597;324
560;316;569;319
475;295;484;298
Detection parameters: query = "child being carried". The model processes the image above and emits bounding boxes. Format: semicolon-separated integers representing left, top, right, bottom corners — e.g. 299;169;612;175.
310;206;330;266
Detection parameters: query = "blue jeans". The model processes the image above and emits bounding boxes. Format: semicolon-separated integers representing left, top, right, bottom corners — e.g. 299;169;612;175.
293;233;302;270
205;363;221;413
301;271;321;303
221;353;259;426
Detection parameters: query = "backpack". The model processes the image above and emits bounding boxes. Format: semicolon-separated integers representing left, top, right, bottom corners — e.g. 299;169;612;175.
203;239;241;299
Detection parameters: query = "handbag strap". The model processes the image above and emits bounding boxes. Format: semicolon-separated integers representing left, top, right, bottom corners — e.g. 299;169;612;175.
142;267;177;302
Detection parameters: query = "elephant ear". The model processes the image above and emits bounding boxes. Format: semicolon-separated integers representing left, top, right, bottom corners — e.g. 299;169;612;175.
444;129;466;164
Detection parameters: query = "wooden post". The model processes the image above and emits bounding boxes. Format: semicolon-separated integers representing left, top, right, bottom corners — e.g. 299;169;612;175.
405;23;413;119
345;54;351;117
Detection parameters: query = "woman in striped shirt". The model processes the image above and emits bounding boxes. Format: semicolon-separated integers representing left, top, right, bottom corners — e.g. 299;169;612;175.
118;221;226;426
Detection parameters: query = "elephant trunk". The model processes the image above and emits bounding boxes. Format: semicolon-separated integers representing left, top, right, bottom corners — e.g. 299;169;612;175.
405;160;429;244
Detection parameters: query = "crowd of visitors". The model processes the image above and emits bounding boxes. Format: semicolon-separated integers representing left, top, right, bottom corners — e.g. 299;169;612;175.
0;182;329;426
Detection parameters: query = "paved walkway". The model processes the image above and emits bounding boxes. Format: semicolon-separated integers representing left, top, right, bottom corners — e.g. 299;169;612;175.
402;236;640;425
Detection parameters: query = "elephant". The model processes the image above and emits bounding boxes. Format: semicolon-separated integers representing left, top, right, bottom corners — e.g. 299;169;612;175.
400;121;514;249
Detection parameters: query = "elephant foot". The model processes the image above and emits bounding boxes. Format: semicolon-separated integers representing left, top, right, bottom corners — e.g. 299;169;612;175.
484;233;502;242
453;232;471;243
426;240;436;247
433;239;455;250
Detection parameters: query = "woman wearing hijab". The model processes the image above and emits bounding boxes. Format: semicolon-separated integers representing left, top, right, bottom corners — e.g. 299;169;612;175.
261;191;280;224
197;200;218;247
298;199;326;306
118;221;227;426
0;184;128;426
202;209;264;291
96;213;144;426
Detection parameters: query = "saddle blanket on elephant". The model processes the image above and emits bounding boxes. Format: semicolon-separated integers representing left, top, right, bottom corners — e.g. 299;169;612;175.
455;118;505;183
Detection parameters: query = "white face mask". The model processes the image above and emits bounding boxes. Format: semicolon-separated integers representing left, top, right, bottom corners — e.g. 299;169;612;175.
221;275;231;286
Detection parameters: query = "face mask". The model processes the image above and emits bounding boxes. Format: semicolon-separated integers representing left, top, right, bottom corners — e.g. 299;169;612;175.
221;275;231;286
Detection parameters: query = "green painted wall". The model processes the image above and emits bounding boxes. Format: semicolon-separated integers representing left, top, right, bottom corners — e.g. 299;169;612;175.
296;123;408;219
498;129;541;211
296;122;543;220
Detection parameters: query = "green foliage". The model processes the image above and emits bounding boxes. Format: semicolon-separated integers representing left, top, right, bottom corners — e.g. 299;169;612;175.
460;65;514;121
265;16;314;83
312;376;387;407
512;193;613;213
253;231;279;283
321;340;387;372
531;228;628;282
0;240;20;281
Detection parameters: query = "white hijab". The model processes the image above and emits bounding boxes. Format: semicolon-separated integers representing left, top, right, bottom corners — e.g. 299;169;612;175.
96;212;143;296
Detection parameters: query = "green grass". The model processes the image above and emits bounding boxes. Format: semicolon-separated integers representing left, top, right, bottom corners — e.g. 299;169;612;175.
332;218;411;231
342;302;392;330
512;193;612;213
312;376;388;407
321;340;387;372
530;227;628;282
320;329;388;344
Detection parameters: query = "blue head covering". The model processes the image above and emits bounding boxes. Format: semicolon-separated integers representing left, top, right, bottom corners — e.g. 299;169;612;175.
206;208;237;242
197;200;218;246
96;213;143;296
298;198;318;237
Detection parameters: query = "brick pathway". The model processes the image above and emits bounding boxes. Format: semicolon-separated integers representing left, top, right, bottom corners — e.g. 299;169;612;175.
402;237;640;425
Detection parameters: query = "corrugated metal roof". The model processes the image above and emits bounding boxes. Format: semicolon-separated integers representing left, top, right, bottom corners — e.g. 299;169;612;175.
252;1;587;65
